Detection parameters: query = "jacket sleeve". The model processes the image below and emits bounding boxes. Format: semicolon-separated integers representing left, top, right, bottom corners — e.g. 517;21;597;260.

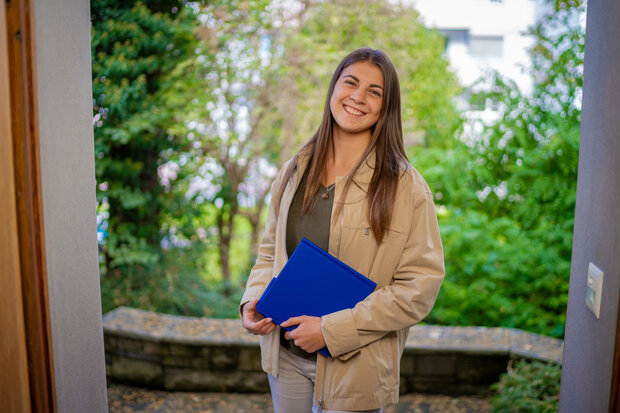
239;163;289;313
321;175;445;358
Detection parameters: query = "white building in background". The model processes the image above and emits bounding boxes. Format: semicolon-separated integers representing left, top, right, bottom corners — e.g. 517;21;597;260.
410;0;549;96
407;0;551;136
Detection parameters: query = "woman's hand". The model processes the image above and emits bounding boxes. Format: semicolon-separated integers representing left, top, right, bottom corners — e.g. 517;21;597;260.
281;316;326;353
242;299;276;335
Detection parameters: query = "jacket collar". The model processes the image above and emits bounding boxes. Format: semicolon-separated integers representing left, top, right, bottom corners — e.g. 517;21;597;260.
294;148;376;204
295;149;376;191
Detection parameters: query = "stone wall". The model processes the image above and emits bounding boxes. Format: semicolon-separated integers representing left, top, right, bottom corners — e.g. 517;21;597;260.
103;307;563;395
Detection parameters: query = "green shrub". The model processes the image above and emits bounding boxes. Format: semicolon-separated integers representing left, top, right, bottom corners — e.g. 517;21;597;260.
100;245;245;319
490;359;561;413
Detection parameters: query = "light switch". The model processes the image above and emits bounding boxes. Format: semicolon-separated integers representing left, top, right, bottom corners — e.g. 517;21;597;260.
585;262;604;319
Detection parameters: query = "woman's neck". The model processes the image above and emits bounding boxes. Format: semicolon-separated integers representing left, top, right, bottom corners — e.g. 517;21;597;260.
324;128;371;185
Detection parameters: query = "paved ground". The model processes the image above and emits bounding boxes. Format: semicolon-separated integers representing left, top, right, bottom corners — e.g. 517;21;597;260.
107;384;491;413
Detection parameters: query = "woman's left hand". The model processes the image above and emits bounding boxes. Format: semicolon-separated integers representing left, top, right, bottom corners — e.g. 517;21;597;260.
281;316;326;353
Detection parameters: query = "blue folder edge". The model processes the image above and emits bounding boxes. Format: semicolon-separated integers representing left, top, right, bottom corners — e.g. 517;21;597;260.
256;238;377;358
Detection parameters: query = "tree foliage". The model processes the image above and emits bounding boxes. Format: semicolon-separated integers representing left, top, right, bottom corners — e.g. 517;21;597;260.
417;1;584;337
174;0;284;284
92;0;224;313
92;0;199;273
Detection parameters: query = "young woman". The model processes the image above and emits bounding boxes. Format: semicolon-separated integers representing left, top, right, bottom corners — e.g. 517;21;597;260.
240;48;445;413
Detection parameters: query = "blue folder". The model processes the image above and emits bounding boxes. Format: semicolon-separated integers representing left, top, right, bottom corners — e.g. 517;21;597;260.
256;238;377;357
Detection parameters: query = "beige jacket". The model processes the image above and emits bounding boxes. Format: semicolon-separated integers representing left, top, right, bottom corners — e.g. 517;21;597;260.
241;151;445;410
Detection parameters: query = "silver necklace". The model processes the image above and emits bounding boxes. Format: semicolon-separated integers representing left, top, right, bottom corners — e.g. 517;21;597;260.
321;183;335;200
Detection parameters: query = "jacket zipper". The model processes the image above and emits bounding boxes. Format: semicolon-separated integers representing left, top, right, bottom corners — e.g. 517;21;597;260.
336;205;344;259
317;357;328;412
318;205;343;412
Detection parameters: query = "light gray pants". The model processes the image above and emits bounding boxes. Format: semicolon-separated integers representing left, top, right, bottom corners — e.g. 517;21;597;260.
268;347;383;413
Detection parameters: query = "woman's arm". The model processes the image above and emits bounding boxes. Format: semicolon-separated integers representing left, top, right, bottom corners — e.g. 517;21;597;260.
240;163;290;334
321;175;445;358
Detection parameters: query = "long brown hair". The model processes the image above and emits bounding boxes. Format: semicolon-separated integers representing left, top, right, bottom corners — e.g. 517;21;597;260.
276;47;408;243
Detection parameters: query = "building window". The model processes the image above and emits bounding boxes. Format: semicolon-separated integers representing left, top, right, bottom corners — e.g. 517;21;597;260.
439;29;470;52
469;35;504;58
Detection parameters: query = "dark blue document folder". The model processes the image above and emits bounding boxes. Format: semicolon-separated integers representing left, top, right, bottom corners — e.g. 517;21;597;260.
256;238;377;357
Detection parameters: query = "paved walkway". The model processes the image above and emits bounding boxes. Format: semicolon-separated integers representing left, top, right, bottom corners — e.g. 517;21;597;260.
107;384;491;413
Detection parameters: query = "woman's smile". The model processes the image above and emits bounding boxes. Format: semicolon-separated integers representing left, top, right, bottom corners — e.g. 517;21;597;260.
342;104;366;116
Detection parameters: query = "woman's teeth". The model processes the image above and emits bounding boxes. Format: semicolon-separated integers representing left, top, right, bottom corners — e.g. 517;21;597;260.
344;105;363;116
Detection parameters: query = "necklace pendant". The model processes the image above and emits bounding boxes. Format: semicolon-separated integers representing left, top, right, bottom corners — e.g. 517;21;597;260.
321;192;329;200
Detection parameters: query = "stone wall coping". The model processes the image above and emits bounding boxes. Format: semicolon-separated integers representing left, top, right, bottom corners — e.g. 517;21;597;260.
407;324;563;363
103;307;563;364
103;306;260;347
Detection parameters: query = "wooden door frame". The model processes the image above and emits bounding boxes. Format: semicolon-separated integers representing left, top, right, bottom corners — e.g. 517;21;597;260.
0;2;31;412
611;292;620;412
3;0;56;411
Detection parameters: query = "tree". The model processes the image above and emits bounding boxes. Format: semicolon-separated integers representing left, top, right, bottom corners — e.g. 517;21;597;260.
92;0;198;275
171;0;285;284
92;1;226;315
415;0;584;337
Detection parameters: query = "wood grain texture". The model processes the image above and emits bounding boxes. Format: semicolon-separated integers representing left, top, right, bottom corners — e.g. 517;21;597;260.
5;0;56;411
0;2;31;412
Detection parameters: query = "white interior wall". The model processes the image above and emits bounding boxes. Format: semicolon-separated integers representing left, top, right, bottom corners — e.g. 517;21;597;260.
559;0;620;411
33;0;108;411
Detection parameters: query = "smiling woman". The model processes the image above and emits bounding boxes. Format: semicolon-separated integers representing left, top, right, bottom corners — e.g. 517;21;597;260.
329;61;384;141
240;48;445;413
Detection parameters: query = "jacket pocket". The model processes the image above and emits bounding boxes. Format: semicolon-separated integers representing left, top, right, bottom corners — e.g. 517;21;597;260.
325;333;396;399
339;224;408;287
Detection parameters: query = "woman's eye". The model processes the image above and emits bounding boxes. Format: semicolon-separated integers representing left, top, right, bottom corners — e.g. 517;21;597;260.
344;80;356;86
370;89;382;97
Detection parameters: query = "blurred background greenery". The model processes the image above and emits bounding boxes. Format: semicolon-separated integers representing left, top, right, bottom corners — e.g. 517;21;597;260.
92;0;584;339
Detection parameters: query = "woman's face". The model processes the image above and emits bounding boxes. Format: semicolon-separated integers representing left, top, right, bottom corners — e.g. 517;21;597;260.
329;60;384;139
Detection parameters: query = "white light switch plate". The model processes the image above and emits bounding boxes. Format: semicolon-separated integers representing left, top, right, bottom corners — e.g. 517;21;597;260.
585;262;603;319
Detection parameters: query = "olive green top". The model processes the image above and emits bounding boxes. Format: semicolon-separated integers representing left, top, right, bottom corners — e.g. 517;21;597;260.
280;171;334;360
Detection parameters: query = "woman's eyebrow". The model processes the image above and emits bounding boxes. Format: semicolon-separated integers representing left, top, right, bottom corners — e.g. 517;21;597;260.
343;74;384;90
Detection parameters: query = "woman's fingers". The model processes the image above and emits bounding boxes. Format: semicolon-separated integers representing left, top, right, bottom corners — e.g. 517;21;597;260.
244;314;274;335
247;316;267;331
255;317;273;330
242;300;262;329
259;320;276;335
282;316;325;352
244;300;260;318
242;299;276;335
281;316;302;328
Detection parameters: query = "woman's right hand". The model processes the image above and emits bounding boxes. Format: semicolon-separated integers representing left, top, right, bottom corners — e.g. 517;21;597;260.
242;299;276;335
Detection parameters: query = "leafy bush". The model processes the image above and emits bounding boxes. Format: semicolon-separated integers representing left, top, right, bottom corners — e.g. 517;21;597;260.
490;359;561;413
100;268;244;318
100;245;245;318
426;207;568;337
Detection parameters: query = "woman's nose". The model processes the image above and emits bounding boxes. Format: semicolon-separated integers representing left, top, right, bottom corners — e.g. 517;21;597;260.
350;92;365;104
